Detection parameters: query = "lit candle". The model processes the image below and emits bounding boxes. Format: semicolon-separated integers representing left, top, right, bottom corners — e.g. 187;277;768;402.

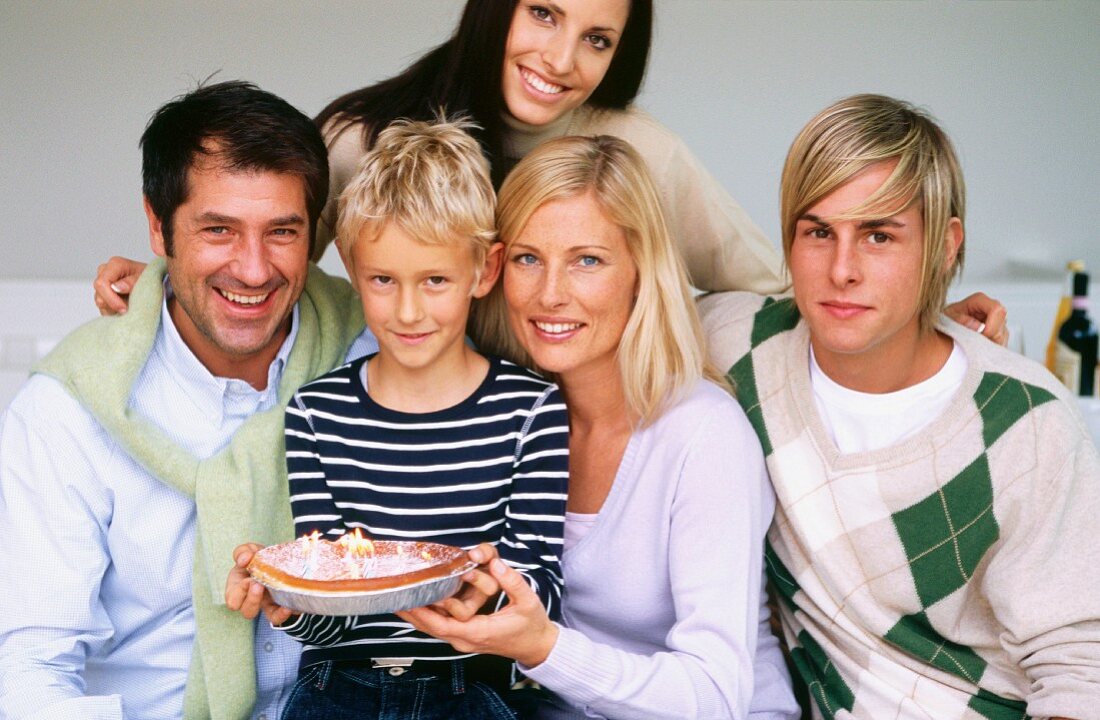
360;538;376;579
301;531;321;579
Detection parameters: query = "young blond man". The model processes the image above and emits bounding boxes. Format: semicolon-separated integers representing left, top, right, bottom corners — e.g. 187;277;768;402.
230;118;569;719
701;95;1100;719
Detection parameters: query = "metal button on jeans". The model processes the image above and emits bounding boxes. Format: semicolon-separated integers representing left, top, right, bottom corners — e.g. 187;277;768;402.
387;666;407;676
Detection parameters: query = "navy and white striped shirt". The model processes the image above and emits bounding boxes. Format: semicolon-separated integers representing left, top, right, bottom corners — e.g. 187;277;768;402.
279;355;569;666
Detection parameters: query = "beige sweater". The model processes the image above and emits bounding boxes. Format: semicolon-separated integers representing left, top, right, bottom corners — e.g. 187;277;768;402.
699;291;1100;720
319;106;787;295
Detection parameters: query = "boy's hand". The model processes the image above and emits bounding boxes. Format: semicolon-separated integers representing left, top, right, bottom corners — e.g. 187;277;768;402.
430;543;502;621
225;542;294;626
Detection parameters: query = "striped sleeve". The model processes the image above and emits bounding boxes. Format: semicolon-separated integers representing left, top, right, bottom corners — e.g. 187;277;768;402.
495;383;569;620
285;378;349;539
281;375;355;646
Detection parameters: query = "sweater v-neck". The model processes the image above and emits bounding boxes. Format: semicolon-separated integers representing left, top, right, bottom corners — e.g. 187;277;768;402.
563;427;641;559
786;320;987;472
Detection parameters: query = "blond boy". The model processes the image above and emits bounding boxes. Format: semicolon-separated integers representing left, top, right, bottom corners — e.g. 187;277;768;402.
270;119;569;719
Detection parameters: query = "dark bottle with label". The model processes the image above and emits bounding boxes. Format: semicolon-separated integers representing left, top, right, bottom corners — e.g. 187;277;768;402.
1054;271;1099;396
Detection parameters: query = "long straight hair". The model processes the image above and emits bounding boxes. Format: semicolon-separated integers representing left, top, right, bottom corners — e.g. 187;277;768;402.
315;0;652;187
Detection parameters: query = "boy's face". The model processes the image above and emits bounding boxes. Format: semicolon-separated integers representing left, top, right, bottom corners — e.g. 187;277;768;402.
789;160;934;378
344;222;500;375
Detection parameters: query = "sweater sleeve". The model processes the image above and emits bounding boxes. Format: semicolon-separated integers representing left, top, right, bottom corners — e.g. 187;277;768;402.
658;134;787;295
496;385;569;621
593;108;786;295
314;119;368;263
524;395;776;719
983;402;1100;720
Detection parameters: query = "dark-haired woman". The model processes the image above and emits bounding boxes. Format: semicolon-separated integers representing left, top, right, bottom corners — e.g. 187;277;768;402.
314;0;784;296
94;0;786;313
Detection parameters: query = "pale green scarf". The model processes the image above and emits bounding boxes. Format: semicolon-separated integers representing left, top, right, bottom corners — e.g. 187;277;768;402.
34;258;364;719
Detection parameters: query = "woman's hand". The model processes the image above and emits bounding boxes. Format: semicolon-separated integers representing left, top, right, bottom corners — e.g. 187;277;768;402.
429;543;503;621
224;542;294;626
93;256;147;316
944;292;1009;346
398;557;559;668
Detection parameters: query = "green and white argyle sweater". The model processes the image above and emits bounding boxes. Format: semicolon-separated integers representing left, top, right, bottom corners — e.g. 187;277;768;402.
699;292;1100;720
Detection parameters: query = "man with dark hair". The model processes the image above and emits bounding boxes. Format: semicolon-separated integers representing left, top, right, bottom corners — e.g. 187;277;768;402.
0;81;377;720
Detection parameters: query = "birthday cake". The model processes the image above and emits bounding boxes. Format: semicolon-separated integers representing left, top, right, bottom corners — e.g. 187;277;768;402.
248;531;471;594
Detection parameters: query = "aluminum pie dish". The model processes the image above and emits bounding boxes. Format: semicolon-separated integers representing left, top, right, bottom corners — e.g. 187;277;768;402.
257;559;477;616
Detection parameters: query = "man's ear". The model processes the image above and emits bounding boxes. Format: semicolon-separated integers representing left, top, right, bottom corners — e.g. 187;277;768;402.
144;196;168;257
943;217;964;271
473;242;504;299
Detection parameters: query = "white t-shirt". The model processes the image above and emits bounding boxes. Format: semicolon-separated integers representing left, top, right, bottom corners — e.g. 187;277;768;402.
563;511;598;552
810;342;968;454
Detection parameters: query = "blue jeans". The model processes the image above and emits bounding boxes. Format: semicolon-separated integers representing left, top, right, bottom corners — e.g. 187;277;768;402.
281;660;522;720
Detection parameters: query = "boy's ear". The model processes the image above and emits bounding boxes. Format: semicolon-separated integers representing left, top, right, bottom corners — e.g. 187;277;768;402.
943;217;964;272
144;196;168;257
473;242;504;299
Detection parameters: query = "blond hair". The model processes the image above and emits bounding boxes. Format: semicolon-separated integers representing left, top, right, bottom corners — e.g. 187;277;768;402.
780;94;966;332
471;135;725;426
336;116;496;279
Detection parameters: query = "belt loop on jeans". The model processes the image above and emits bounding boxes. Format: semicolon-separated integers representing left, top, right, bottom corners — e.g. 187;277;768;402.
450;658;466;694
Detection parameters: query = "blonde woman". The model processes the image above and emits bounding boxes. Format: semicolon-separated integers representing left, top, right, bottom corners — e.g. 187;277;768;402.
399;135;798;719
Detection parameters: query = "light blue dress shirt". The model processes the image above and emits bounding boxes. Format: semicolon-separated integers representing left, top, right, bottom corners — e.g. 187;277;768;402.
0;300;377;719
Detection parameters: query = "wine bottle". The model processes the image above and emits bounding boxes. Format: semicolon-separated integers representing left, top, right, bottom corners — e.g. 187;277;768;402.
1045;260;1085;373
1054;271;1099;396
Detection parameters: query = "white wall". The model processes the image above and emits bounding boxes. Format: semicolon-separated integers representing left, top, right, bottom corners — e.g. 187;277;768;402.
2;1;1099;409
2;1;1097;283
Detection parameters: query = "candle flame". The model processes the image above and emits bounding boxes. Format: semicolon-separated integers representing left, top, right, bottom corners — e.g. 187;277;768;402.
338;528;375;558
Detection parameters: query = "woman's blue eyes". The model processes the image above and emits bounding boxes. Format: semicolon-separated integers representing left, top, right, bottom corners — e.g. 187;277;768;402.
512;254;601;267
